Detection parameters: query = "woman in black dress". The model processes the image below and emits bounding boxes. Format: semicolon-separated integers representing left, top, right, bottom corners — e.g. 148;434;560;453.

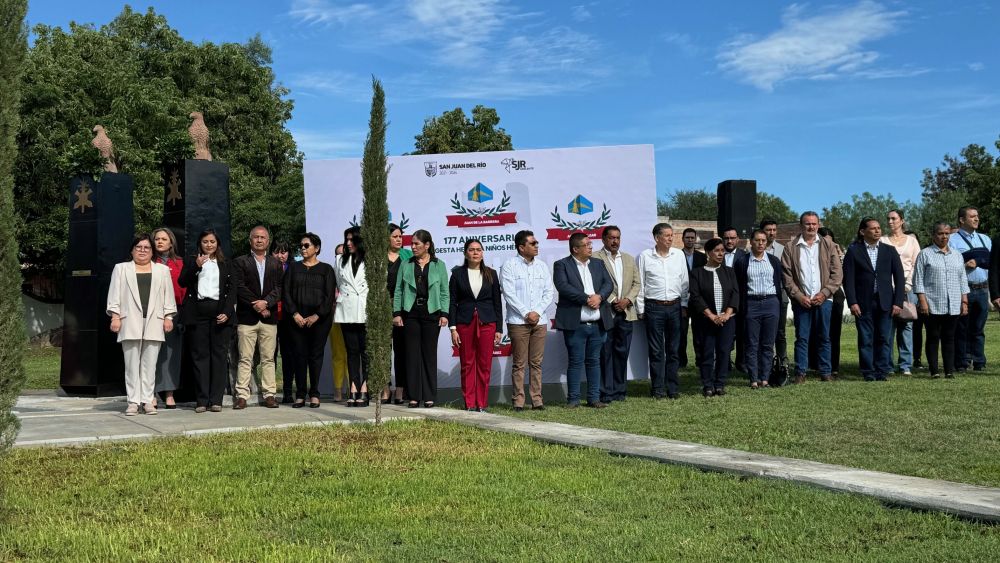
283;232;336;408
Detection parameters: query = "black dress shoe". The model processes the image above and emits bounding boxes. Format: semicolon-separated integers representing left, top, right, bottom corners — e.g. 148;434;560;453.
714;387;726;396
586;401;608;409
703;388;714;397
513;406;524;412
292;400;306;408
532;405;545;411
407;401;420;408
667;393;680;400
393;398;405;405
566;402;580;409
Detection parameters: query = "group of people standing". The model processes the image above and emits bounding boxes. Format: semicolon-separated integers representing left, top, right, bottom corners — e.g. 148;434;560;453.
105;205;995;415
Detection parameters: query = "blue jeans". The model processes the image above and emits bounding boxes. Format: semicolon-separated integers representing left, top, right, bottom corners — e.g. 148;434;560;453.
857;296;894;380
745;295;780;383
792;300;832;376
955;287;989;369
643;302;682;397
890;291;916;372
564;322;606;405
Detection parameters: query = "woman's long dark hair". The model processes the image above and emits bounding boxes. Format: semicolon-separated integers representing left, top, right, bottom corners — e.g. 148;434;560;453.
151;227;180;261
341;226;364;268
462;238;492;284
411;229;436;262
198;228;225;262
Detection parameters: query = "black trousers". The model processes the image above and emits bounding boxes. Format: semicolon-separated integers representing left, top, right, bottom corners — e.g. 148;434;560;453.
404;304;441;404
340;323;369;393
277;318;295;396
187;299;233;407
392;324;407;393
600;312;633;402
291;316;332;399
925;314;959;375
912;315;924;365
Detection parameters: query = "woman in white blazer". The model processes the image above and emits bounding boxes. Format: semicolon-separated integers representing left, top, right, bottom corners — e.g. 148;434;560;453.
334;226;370;406
106;234;178;415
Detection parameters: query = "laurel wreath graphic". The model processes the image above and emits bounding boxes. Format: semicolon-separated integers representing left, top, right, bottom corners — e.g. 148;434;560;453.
450;191;511;218
348;213;409;229
550;203;612;230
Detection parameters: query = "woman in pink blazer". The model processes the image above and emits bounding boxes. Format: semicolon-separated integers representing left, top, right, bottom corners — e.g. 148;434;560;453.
106;234;178;415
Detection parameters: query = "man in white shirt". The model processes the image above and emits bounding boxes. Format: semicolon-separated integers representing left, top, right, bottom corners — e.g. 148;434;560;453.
781;212;843;383
636;223;689;399
594;226;642;403
554;233;614;407
501;230;555;411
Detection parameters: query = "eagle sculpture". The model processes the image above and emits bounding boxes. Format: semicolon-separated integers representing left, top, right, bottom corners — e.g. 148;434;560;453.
188;111;212;161
91;125;117;173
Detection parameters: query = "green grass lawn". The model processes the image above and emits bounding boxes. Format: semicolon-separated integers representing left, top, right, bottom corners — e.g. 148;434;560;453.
23;346;60;389
494;321;1000;488
3;422;999;561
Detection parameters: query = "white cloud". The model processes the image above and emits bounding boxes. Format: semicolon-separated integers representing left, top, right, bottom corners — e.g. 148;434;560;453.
291;128;367;159
288;71;370;102
717;1;905;91
571;4;592;22
659;135;733;150
288;0;377;26
968;62;985;71
290;2;613;101
662;32;698;56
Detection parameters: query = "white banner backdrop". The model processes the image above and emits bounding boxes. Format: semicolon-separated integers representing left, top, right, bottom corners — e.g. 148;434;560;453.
304;144;657;391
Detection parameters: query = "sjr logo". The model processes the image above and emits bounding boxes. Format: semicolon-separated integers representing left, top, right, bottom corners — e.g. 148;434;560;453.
501;158;530;173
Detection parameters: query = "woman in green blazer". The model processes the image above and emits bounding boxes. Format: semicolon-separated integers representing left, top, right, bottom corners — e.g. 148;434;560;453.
393;229;450;408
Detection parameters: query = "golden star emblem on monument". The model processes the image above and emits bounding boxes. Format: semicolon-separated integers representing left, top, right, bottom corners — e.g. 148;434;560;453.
73;181;94;214
166;169;183;205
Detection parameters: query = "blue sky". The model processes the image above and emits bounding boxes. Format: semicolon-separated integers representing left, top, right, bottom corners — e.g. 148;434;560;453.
26;0;1000;213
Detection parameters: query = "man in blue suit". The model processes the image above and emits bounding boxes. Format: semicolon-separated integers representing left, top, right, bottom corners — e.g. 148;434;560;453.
842;217;905;381
554;232;614;408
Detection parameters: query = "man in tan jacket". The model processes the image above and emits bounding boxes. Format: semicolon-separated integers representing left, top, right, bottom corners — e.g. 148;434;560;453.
594;226;642;402
781;211;843;383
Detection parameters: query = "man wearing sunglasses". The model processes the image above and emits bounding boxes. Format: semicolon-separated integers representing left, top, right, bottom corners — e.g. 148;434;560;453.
501;230;554;411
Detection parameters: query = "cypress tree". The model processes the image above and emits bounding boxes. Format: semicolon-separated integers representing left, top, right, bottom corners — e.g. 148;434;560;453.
0;0;29;453
360;78;391;424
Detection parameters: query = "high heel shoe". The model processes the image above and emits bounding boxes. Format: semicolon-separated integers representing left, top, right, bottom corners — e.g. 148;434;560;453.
346;392;358;407
358;392;370;407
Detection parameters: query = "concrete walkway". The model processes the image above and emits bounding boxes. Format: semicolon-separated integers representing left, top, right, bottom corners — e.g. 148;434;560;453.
14;392;1000;522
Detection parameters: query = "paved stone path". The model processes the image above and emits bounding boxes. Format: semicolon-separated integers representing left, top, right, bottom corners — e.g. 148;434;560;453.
14;391;1000;522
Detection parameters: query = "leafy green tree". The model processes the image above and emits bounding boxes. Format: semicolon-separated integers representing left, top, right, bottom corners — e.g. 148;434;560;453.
361;78;391;425
16;7;304;285
657;188;715;220
410;105;513;154
756;191;797;224
820;192;918;245
0;0;28;454
657;188;796;224
921;138;1000;234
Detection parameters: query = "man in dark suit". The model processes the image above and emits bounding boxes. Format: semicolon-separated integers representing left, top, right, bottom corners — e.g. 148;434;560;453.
594;226;641;403
722;227;749;373
843;218;905;381
553;232;614;408
231;225;285;408
679;228;707;369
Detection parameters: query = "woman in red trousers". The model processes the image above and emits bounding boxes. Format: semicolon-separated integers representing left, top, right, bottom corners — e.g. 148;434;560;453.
449;239;503;412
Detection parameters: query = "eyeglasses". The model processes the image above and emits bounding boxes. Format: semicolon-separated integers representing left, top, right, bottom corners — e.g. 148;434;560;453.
134;246;152;252
300;243;312;249
525;241;539;247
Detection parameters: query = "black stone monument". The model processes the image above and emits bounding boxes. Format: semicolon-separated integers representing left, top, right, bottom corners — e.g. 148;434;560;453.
60;173;135;396
162;160;232;257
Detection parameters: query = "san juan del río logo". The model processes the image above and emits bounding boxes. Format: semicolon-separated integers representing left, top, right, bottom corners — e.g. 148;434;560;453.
446;182;517;227
547;194;612;240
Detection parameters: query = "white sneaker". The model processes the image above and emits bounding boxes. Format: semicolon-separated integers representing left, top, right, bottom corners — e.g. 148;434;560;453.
125;403;139;416
144;404;158;415
902;370;912;376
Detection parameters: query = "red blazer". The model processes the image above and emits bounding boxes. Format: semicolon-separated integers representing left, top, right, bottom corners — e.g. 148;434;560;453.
158;257;187;306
